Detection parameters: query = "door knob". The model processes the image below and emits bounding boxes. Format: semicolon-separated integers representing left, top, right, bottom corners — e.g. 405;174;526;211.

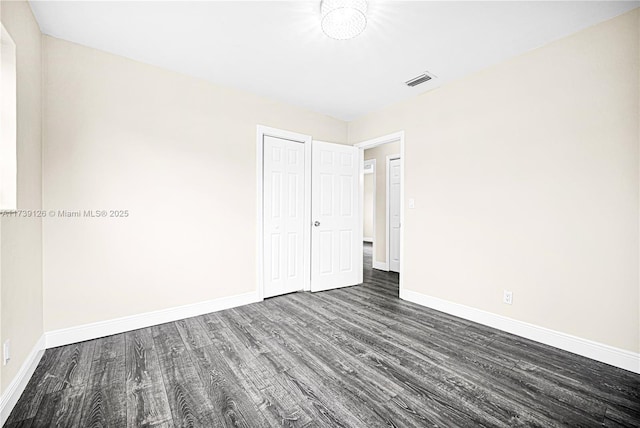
314;221;320;227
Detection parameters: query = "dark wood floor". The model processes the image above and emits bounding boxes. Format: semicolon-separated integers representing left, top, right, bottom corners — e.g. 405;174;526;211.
5;243;640;427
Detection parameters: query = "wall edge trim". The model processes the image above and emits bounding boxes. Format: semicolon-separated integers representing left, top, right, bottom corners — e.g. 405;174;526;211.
372;261;389;271
399;288;640;374
0;335;46;426
45;291;259;348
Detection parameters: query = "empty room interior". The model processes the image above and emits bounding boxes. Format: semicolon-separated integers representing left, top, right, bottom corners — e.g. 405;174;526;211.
0;0;639;426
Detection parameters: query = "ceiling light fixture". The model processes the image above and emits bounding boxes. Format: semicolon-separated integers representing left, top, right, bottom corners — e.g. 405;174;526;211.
321;0;368;40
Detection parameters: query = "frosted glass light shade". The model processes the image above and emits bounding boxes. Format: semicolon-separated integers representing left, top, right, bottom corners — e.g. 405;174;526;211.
321;0;367;40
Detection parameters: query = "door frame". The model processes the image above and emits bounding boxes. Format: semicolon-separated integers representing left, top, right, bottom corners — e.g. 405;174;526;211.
363;159;376;264
386;154;401;273
355;131;405;293
256;125;312;301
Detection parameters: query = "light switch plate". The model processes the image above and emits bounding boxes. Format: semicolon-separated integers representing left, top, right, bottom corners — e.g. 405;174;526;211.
408;198;415;209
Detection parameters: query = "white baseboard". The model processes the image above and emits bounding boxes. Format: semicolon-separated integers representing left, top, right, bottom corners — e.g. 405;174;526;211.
373;261;389;271
400;289;640;374
2;291;260;424
1;335;46;426
363;237;373;243
46;291;260;349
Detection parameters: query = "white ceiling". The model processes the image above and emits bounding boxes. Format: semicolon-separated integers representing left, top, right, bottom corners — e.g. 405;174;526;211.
29;1;638;121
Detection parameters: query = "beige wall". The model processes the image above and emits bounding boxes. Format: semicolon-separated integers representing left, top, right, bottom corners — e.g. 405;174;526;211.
0;1;43;393
42;36;348;331
363;172;373;239
364;142;400;265
349;10;640;353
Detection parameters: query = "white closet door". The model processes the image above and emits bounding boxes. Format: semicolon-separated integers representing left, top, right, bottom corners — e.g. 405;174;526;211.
311;141;362;292
263;135;305;298
388;157;401;273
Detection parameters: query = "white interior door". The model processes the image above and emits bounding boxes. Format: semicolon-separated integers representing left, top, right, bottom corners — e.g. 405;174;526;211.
311;141;363;292
389;157;401;273
263;135;306;298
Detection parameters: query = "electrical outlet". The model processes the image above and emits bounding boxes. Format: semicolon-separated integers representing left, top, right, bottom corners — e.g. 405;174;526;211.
503;290;513;305
3;340;10;365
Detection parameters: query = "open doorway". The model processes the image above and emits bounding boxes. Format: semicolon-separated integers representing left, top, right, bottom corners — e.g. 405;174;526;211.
363;159;375;247
362;140;401;272
357;132;404;296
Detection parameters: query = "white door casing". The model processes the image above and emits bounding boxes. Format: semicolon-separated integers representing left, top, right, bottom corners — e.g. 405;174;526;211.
263;135;306;298
311;141;363;292
388;156;401;273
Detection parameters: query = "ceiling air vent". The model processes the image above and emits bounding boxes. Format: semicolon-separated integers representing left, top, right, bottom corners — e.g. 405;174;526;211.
405;72;433;87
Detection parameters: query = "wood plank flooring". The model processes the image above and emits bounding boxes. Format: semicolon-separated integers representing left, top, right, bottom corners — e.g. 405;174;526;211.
5;243;640;427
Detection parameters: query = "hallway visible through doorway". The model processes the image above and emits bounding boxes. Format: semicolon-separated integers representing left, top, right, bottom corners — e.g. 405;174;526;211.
363;241;399;296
